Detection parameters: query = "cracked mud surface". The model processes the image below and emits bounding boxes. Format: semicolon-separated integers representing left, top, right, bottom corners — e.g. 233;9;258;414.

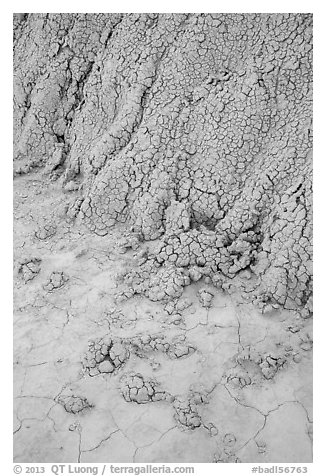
13;173;312;463
13;13;312;463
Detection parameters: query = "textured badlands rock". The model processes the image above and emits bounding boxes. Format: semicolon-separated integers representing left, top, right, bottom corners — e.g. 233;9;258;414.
13;13;312;315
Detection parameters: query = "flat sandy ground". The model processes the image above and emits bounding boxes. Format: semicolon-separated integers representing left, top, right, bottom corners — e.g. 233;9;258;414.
13;173;312;463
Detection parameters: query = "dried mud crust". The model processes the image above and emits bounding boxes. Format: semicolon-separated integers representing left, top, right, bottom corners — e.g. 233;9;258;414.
14;13;312;315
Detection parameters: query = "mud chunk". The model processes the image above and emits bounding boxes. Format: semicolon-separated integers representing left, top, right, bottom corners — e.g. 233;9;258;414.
58;395;93;414
166;313;184;326
17;258;41;283
214;450;241;463
165;200;190;235
189;266;203;282
150;359;161;371
69;422;82;432
44;143;65;175
98;360;115;373
34;224;57;241
63;181;79;192
120;372;168;404
299;333;313;351
259;353;287;380
164;297;192;315
293;353;302;363
197;288;214;308
43;271;69;292
225;345;291;385
127;333;195;360
82;336;129;375
223;433;236;446
175;298;193;312
167;337;196;359
205;422;219;437
118;232;141;253
102;308;137;329
256;439;267;454
226;368;252;388
173;395;202;429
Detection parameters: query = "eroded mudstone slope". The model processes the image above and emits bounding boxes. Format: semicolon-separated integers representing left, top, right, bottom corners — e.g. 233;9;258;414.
14;13;312;315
